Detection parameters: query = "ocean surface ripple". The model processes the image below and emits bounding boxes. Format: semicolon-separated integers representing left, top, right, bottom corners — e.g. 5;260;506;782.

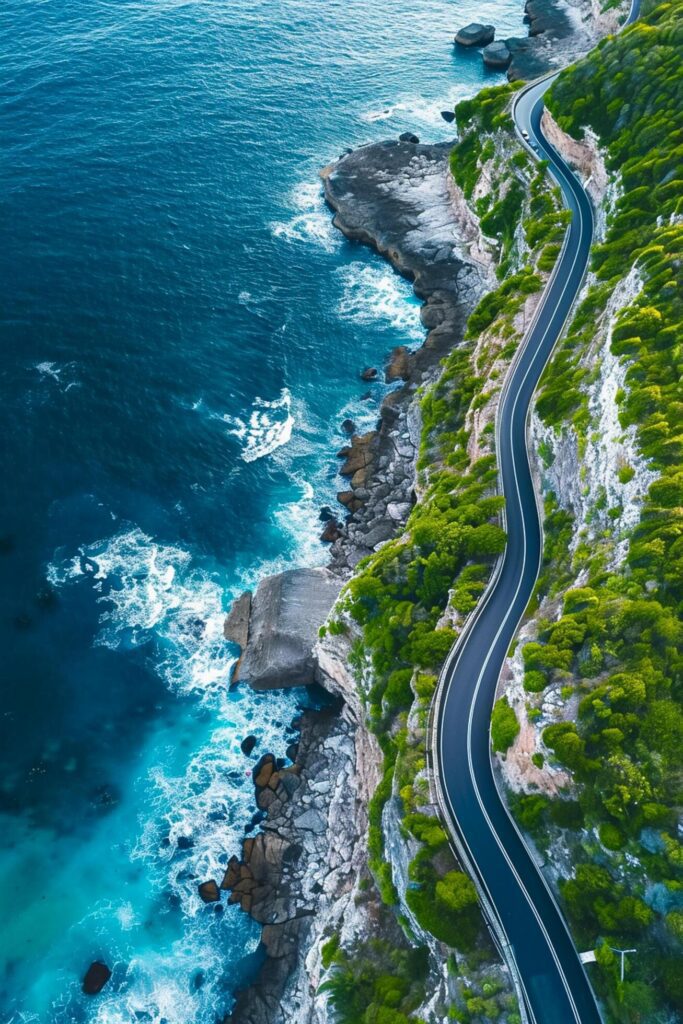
0;0;522;1018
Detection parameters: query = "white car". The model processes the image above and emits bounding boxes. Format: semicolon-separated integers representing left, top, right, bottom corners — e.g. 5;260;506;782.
521;129;529;140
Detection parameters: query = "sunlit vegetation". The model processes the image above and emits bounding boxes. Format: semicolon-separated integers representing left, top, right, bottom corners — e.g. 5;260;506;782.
327;81;568;1020
519;3;683;1019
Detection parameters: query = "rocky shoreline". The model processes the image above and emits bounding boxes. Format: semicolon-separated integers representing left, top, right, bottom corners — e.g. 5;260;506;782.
221;138;491;1022
217;1;630;1017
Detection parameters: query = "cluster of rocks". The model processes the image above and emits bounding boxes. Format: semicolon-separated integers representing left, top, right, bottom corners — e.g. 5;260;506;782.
216;697;381;1024
454;21;512;69
217;137;494;1022
454;0;582;80
321;139;492;575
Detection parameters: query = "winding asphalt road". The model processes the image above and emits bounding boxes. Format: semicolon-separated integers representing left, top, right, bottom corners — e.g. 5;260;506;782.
430;77;601;1024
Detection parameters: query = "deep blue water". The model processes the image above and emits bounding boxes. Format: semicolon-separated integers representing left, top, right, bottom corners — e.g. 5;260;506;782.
0;0;523;1019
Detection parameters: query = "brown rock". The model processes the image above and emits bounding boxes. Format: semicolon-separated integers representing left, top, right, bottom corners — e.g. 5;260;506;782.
83;961;111;995
338;431;376;477
320;520;341;543
360;367;378;381
198;879;220;903
385;345;412;382
221;855;241;890
254;755;275;788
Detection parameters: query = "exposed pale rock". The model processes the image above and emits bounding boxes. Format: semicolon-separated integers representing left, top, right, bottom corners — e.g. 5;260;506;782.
231;568;342;690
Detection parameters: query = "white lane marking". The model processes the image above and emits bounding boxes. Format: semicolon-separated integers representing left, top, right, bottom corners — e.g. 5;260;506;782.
436;105;596;1023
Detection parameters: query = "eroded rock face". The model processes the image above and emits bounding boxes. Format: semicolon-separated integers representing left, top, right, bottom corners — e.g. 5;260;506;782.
227;690;383;1024
454;22;495;46
321;139;493;573
228;568;342;690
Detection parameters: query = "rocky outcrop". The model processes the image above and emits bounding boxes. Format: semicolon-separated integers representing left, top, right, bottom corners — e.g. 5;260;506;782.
454;22;495;46
227;639;384;1024
506;0;630;81
482;41;512;68
227;569;342;689
321;139;494;572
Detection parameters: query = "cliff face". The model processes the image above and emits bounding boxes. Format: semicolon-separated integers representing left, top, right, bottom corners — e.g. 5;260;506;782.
226;141;492;1022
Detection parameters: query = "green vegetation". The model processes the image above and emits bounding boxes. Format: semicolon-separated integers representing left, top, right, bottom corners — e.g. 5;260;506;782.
327;79;567;1023
511;4;683;1020
491;697;520;753
320;937;430;1024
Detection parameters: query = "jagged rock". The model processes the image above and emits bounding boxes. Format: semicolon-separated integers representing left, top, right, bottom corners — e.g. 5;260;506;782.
319;505;335;522
398;131;419;144
363;519;395;549
320;520;342;543
483;41;512;68
82;961;111;995
254;754;275;788
385;346;412;382
221;856;241;890
338;431;376;479
387;501;412;521
241;735;257;756
198;879;220;903
341;418;356;435
360;366;378;381
337;489;363;512
223;591;251;651
232;568;342;689
454;22;495;46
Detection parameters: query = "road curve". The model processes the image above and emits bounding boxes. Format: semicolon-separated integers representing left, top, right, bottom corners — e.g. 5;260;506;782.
430;79;601;1024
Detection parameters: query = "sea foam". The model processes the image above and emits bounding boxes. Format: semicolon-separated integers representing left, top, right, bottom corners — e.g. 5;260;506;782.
271;181;339;253
224;387;294;463
48;528;303;1022
336;262;424;341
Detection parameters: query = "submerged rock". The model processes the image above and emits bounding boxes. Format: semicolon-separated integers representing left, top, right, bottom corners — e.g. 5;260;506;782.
483;41;512;68
341;418;356;435
230;568;342;689
82;961;111;995
454;22;495;46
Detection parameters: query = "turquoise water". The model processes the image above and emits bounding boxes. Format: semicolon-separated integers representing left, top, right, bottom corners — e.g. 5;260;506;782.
0;0;523;1019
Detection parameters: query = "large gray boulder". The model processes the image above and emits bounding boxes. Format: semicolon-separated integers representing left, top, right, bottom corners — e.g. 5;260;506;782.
482;41;512;68
225;568;342;689
454;23;495;46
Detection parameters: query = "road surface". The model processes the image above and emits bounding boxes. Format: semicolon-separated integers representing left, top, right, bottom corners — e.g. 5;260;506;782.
430;76;601;1024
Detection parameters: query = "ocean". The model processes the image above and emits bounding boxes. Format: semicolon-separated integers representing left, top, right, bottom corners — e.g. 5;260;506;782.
0;0;523;1019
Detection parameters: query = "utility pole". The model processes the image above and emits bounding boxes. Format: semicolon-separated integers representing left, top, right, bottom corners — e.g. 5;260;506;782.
609;946;636;982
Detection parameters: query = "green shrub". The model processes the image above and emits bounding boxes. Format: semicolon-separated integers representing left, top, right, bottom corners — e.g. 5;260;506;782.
491;697;519;753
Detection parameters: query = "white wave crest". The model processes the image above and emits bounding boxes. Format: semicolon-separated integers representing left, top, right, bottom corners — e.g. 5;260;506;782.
48;528;235;698
359;92;460;132
271;180;338;252
336;262;423;341
224;387;294;463
47;527;303;1022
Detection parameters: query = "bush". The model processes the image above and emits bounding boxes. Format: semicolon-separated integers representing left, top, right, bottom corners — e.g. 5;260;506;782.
599;822;626;850
491;697;520;753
